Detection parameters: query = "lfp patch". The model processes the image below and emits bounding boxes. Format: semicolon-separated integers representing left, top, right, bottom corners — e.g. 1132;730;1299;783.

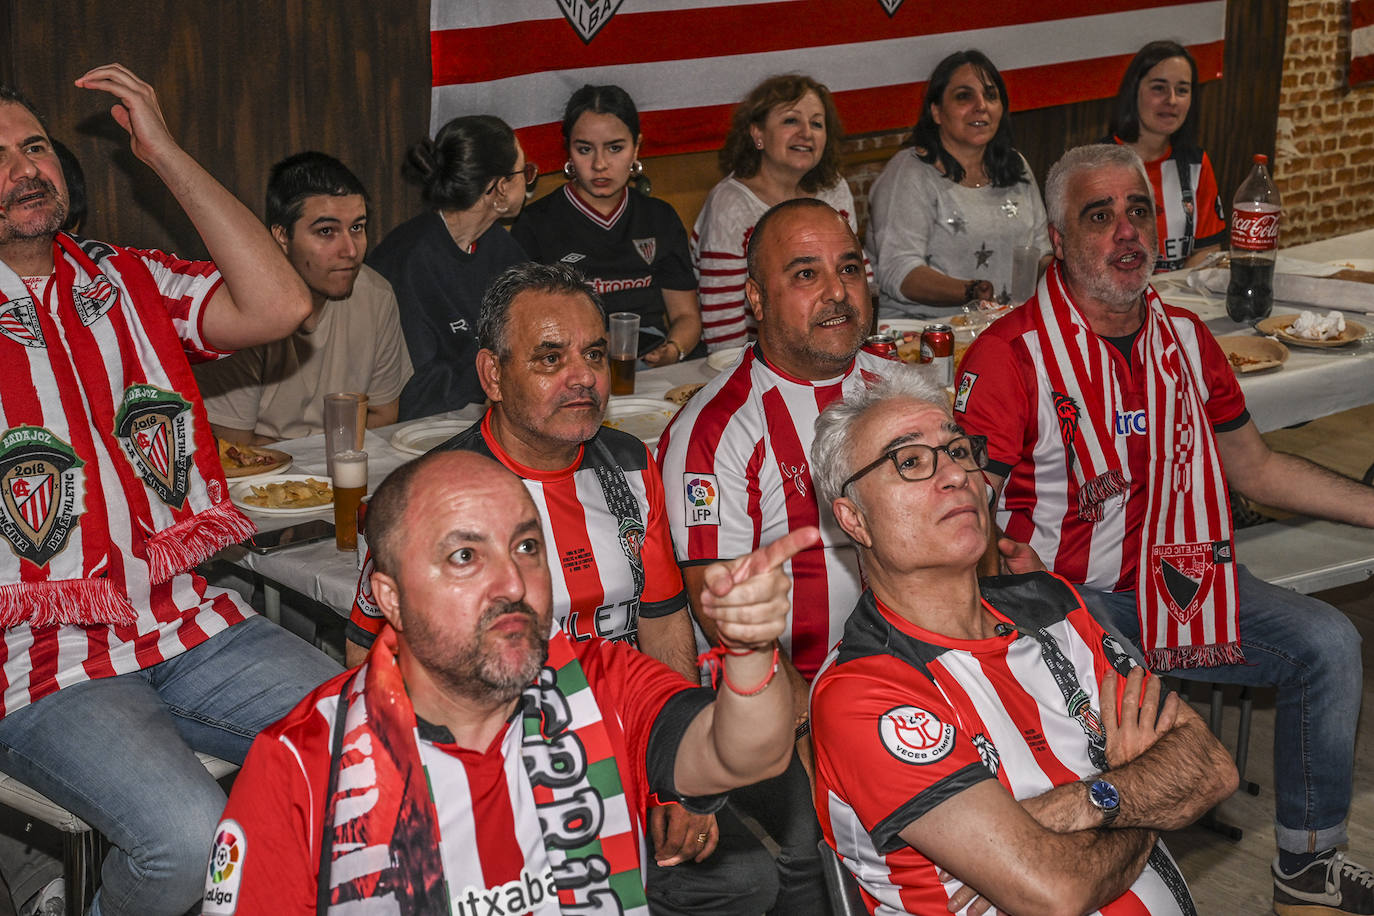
880;705;955;765
953;372;977;413
684;474;719;527
203;819;246;914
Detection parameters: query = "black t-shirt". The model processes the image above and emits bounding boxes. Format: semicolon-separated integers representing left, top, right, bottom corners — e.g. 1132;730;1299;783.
369;213;527;420
512;185;696;349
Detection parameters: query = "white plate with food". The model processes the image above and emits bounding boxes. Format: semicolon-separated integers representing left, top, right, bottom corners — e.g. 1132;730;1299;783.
603;398;678;445
705;346;747;372
389;418;475;456
1327;258;1374;272
1257;314;1366;348
230;474;334;516
217;439;292;479
1215;335;1288;374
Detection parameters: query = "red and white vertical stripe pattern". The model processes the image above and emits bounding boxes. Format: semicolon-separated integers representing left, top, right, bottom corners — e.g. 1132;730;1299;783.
1353;0;1374;86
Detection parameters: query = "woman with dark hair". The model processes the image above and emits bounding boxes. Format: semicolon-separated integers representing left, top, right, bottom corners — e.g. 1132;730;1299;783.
867;50;1050;317
513;85;701;365
693;74;867;351
369;115;535;421
1106;40;1225;272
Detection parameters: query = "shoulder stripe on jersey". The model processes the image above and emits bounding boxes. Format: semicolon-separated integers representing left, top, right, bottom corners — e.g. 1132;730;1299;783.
586;427;651;472
870;762;992;854
977;572;1082;631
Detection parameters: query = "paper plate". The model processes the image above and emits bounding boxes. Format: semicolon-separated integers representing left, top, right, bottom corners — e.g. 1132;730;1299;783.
875;319;926;336
230;474;334;516
706;346;747;372
389;418;476;456
1257;315;1366;348
1327;258;1374;272
1215;335;1288;374
220;445;292;480
602;398;678;445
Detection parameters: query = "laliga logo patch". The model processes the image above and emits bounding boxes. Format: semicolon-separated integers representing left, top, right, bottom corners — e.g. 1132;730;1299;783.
953;372;977;413
202;819;245;914
1150;541;1225;625
73;275;119;326
0;298;43;348
0;426;84;568
633;237;657;265
557;0;623;43
684;473;718;527
880;705;955;765
114;385;194;508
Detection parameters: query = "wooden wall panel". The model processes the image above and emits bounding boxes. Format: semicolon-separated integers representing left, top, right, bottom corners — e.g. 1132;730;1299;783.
2;1;1285;256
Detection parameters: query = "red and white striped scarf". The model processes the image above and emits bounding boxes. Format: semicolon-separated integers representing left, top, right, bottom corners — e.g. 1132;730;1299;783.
1030;262;1241;670
318;624;647;915
0;235;254;627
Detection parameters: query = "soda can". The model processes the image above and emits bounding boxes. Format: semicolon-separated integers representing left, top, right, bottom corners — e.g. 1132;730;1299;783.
862;334;899;361
921;324;954;387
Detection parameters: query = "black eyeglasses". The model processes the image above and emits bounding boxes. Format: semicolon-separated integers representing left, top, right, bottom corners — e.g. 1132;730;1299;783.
508;162;539;189
841;435;989;494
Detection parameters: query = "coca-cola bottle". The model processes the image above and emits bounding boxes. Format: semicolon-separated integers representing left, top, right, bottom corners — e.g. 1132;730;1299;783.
1226;154;1281;323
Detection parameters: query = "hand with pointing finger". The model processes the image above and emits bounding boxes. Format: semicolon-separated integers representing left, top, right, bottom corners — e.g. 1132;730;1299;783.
697;526;820;651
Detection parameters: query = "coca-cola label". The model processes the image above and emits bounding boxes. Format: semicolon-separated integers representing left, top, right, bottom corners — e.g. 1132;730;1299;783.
1231;206;1280;252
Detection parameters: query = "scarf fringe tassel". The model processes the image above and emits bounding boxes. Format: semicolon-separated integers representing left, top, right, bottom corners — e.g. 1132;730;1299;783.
144;500;258;585
1148;642;1246;672
0;579;139;628
1076;469;1128;522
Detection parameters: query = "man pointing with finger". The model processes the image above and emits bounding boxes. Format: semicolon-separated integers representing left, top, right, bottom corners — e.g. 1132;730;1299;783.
208;450;814;914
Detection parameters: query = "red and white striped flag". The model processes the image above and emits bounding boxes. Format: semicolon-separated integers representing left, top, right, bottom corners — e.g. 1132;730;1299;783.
1353;0;1374;87
429;0;1225;169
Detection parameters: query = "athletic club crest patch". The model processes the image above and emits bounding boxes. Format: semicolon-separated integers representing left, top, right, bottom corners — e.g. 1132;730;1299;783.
633;237;657;265
0;426;85;568
73;275;120;326
113;385;195;508
557;0;623;43
880;705;955;765
0;297;44;348
1149;541;1230;624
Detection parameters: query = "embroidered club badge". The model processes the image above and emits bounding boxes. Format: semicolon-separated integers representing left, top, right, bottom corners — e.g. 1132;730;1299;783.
114;385;195;508
0;297;44;348
0;427;85;568
633;237;657;265
557;0;624;43
73;275;120;326
880;705;956;764
1149;541;1224;625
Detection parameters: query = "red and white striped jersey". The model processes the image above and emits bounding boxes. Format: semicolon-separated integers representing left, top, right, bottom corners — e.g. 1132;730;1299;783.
953;299;1246;592
1136;145;1226;273
212;632;708;915
690;178;870;351
812;576;1194;915
348;416;687;649
1;245;250;719
656;346;891;680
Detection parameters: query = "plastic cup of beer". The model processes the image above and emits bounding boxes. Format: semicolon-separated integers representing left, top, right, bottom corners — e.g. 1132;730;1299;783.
608;312;639;396
324;392;367;477
331;450;368;552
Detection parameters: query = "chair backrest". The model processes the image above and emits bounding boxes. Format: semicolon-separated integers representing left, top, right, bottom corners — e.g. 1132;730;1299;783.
818;839;868;916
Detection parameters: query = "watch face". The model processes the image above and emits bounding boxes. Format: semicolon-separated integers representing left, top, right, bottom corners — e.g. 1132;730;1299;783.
1090;779;1120;810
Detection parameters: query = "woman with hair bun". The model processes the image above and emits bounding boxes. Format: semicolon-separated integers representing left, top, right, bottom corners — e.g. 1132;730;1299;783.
370;115;536;420
513;84;701;365
693;73;866;351
1106;40;1225;272
866;49;1050;317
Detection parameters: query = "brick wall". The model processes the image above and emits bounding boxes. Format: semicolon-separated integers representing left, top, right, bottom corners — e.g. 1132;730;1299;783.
1274;0;1374;245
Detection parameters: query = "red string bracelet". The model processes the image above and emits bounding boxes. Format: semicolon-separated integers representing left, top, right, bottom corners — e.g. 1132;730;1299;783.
696;644;780;697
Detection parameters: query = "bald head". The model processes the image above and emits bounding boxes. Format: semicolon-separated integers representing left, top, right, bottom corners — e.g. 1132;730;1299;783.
746;197;855;282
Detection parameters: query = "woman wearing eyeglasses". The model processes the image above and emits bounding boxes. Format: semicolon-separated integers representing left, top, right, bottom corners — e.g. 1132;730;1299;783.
370;115;536;421
513;84;702;366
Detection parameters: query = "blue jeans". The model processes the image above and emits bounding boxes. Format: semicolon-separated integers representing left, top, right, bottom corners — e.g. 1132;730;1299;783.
0;615;341;916
1078;565;1362;853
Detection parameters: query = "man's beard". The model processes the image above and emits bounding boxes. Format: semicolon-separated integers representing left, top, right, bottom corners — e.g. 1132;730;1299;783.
1065;246;1153;311
406;599;549;704
0;177;68;242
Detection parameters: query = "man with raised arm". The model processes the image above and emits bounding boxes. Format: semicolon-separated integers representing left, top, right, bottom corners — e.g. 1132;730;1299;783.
809;367;1237;915
207;450;812;914
955;143;1374;915
0;66;340;915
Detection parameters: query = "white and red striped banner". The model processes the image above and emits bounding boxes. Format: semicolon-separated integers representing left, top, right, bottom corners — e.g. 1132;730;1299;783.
430;0;1225;170
1353;0;1374;87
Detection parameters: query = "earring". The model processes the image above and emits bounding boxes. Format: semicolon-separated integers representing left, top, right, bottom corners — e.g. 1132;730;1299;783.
564;160;576;179
755;139;764;150
631;160;644;176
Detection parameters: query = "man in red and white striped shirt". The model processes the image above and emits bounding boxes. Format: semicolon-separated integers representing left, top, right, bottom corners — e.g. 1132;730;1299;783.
809;367;1237;915
0;68;339;916
956;144;1374;915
